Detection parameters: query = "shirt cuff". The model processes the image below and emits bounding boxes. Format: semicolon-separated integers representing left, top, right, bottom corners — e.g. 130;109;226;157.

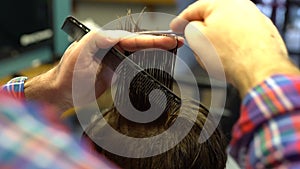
229;74;300;161
1;76;28;99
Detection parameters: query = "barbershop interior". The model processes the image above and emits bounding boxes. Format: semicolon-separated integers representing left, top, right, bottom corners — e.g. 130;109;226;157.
0;0;300;168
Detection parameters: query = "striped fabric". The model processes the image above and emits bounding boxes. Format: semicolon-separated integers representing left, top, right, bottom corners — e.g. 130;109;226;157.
229;75;300;168
0;80;119;168
1;76;27;99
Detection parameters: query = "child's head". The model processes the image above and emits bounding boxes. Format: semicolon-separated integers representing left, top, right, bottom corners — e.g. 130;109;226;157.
83;99;228;169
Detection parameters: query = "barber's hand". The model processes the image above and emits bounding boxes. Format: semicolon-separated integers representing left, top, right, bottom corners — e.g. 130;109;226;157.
25;30;182;112
170;0;300;97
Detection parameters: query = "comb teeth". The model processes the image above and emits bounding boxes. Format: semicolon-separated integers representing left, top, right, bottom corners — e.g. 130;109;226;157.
113;48;181;118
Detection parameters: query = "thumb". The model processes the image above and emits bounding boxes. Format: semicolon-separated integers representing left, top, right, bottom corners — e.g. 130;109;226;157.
185;21;226;81
184;21;207;68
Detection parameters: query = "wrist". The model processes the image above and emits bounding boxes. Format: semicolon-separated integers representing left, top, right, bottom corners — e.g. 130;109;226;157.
232;59;300;98
24;68;72;112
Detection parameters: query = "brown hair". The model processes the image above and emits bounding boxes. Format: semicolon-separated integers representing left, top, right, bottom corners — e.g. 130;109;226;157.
82;99;227;169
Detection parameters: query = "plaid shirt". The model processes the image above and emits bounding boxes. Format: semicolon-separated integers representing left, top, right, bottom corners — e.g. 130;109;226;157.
1;76;27;99
0;77;119;169
229;75;300;168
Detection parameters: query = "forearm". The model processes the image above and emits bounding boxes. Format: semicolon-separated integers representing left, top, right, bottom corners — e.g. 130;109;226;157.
232;57;300;98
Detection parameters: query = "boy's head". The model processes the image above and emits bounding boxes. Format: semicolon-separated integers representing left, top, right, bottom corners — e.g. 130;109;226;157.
82;99;228;169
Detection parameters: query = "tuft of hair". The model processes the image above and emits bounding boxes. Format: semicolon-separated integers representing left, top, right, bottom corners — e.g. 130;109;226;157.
83;99;228;169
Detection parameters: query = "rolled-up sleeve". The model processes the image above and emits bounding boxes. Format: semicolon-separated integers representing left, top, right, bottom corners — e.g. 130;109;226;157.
229;75;300;168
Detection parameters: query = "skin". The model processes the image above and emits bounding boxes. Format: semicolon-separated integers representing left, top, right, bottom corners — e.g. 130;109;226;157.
24;30;183;112
170;0;300;97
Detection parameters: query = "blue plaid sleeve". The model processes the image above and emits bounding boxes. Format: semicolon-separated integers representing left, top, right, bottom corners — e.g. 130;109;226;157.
0;77;120;168
0;92;119;169
1;76;27;99
229;75;300;168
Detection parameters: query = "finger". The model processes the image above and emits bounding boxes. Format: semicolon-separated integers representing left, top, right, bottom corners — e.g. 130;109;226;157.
118;34;184;52
71;30;117;58
185;21;226;80
185;21;207;66
77;30;184;55
170;0;212;33
88;30;123;49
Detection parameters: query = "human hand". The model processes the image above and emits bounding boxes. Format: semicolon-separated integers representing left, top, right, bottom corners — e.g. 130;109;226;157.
170;0;300;97
25;30;182;112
